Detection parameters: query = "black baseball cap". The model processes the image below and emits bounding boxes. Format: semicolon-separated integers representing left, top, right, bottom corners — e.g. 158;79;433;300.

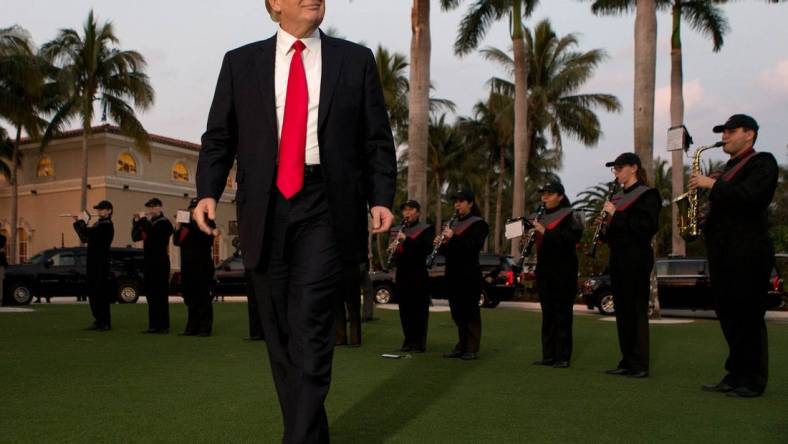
712;114;759;133
538;182;565;195
400;199;421;211
187;198;200;209
93;200;113;210
451;190;475;203
605;152;642;168
144;197;163;207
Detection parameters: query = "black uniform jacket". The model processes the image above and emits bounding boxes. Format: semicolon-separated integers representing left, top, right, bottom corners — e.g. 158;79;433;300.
394;222;434;285
602;182;661;266
74;217;114;273
704;150;778;264
196;31;397;269
173;221;215;273
535;206;583;281
132;215;174;265
442;215;489;289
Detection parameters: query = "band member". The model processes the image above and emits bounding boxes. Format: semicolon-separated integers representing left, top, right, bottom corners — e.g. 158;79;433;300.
600;153;661;378
437;190;489;361
132;197;174;334
72;200;114;331
390;200;434;353
173;198;216;337
530;182;583;368
690;115;778;398
193;0;396;441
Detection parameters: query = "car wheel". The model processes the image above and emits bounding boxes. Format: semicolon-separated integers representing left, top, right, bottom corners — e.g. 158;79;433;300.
479;290;498;308
8;282;34;305
598;292;615;315
116;279;141;304
374;284;395;304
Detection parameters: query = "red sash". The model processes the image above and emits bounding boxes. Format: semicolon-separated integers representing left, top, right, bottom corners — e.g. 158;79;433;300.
540;207;573;231
403;222;430;240
720;149;757;182
453;216;483;236
611;185;650;211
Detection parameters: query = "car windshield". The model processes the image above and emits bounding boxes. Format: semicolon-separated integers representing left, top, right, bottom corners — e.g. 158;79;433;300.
25;253;43;264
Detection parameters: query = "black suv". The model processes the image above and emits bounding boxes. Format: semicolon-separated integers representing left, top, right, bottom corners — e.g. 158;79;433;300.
2;247;145;306
371;253;517;308
581;256;785;315
170;254;248;298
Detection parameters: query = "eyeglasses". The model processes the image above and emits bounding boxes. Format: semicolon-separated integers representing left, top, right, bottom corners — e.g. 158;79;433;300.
611;165;626;172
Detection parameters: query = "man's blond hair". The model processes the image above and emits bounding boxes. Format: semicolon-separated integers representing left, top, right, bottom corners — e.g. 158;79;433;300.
265;0;281;22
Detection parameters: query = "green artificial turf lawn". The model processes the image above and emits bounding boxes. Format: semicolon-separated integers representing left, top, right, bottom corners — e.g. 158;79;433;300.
1;303;787;443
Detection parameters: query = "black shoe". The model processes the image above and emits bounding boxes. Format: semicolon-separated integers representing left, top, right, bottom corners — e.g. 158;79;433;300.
400;346;413;352
443;351;463;359
533;359;556;366
84;323;101;331
701;382;735;393
628;370;649;379
552;361;570;369
413;347;426;353
460;352;478;361
726;387;762;398
605;368;630;376
97;325;111;332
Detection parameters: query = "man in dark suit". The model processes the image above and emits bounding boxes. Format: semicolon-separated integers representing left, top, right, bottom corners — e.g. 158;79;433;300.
194;1;396;442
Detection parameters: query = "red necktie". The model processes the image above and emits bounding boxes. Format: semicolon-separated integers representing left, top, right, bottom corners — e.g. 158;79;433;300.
276;40;308;199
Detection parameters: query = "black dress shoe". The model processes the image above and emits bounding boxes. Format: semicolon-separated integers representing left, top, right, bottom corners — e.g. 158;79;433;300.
460;352;478;361
84;323;101;331
400;346;413;352
627;370;649;378
533;359;556;366
605;368;630;376
443;351;463;359
701;382;735;393
726;387;762;398
412;347;426;353
97;325;111;332
552;361;570;369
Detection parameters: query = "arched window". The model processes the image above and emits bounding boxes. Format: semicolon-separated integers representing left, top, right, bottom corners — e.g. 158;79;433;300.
116;153;137;175
17;227;28;264
212;235;222;265
36;156;54;177
172;162;189;182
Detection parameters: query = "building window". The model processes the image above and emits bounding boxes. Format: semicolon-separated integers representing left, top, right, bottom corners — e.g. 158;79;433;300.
172;162;189;182
37;156;54;177
17;227;28;264
212;235;221;265
116;153;137;175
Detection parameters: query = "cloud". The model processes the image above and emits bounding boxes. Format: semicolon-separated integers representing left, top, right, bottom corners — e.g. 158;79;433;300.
758;59;788;96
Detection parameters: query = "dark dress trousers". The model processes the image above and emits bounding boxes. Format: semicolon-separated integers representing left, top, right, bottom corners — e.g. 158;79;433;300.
197;31;395;444
132;214;174;331
704;150;778;393
334;261;364;346
394;222;434;350
602;183;661;373
73;217;114;328
173;221;215;335
441;215;489;354
535;207;583;364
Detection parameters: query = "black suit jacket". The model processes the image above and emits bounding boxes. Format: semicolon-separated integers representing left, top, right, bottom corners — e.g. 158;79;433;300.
197;31;396;269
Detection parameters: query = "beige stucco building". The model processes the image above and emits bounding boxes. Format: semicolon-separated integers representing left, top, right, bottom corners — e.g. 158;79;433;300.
0;124;238;269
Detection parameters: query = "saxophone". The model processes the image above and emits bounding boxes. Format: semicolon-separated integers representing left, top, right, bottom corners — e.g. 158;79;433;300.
673;141;723;241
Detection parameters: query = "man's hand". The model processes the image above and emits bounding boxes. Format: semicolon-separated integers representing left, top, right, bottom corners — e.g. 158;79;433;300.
370;206;393;234
689;172;716;191
194;198;218;235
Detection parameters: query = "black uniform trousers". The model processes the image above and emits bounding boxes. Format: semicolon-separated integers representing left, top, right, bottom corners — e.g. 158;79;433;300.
145;263;171;330
448;281;482;353
249;178;342;444
397;277;430;349
537;277;575;362
610;254;652;372
87;263;111;327
709;257;770;392
334;263;362;345
182;265;214;335
246;270;264;339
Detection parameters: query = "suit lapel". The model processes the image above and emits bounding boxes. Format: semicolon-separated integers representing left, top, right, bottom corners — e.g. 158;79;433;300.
253;36;278;149
318;31;343;132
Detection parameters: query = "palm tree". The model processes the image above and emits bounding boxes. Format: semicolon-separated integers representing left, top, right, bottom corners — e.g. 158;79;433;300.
0;26;50;265
376;46;410;144
0;126;16;182
41;10;154;213
408;0;431;215
427;114;468;228
442;0;540;256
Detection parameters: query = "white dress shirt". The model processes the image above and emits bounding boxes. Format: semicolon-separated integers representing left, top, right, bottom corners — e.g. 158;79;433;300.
275;27;322;165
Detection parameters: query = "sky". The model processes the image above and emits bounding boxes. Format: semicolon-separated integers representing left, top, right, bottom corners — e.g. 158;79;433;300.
4;0;788;201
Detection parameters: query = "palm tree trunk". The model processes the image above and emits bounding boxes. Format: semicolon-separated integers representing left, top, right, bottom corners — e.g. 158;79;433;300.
80;131;89;215
669;2;686;257
510;4;530;256
434;176;442;233
483;169;491;252
634;0;660;319
408;0;430;215
9;126;21;265
495;144;505;254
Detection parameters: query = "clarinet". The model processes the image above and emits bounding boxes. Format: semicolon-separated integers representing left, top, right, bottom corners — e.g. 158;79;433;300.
384;219;408;271
516;204;545;269
427;210;459;268
585;181;618;258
